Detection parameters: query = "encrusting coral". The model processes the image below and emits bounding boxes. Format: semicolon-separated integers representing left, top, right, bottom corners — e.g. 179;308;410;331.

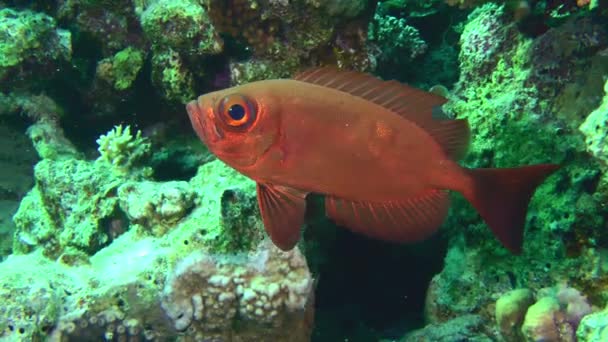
161;239;314;340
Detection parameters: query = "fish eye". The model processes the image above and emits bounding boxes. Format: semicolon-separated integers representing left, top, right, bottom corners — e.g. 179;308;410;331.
218;94;257;130
228;104;246;121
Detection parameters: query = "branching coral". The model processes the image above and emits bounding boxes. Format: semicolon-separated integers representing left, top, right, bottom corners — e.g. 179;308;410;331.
96;125;151;176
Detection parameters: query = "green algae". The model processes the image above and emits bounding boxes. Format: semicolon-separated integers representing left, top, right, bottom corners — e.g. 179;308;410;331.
0;8;71;80
150;49;196;103
96;47;144;91
426;3;608;329
12;158;123;258
368;12;427;75
140;0;222;55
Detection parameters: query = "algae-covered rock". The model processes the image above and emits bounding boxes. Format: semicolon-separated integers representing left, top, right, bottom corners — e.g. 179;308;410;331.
367;13;427;76
0;8;72;86
580;79;608;178
161;240;313;340
521;297;564;341
140;0;222;56
150;48;196;103
27;120;82;160
403;314;493;341
495;288;534;341
96;47;145;91
577;306;608;342
12;158;123;258
425;1;608;333
0;255;61;340
117;180;195;235
2;158;313;341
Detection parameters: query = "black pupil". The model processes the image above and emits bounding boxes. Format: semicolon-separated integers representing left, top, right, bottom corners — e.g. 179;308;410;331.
228;104;246;121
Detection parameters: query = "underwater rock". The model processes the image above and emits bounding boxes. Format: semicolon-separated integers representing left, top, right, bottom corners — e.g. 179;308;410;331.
150;48;197;103
209;0;372;84
117;180;195;235
529;15;608;98
3;155;312;340
367;12;427;76
495;288;534;341
12;158;123;258
577;305;608;341
521;296;565;341
229;57;301;86
57;0;142;56
186;159;266;254
517;285;591;342
12;120;264;259
0;8;72;88
456;3;517;84
580;79;608;180
161;239;313;340
0;123;38;259
95;47;145;92
27;119;82;161
402;314;493;341
140;0;223;56
139;0;222;103
0;256;61;340
425;0;608;335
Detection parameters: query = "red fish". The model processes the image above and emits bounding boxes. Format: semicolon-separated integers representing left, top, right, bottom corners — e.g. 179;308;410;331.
186;68;559;254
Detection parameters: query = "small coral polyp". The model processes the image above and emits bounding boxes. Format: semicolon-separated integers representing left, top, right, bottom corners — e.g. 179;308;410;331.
96;124;151;175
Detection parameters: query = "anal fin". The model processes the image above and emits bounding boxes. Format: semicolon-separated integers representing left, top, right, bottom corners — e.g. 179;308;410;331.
325;189;450;243
257;183;308;251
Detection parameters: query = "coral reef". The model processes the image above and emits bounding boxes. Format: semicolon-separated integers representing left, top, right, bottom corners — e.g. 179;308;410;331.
580;79;608;182
1;0;608;341
12;158;123;258
5;123;314;339
0;8;71;87
577;305;608;341
402;314;493;341
117;180;195;235
161;240;313;340
417;3;608;341
494;285;592;341
211;0;374;84
1;235;314;341
495;288;534;341
367;12;428;77
140;0;223;56
96;47;144;91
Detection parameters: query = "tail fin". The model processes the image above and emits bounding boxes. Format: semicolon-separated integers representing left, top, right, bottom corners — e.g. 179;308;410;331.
463;164;560;254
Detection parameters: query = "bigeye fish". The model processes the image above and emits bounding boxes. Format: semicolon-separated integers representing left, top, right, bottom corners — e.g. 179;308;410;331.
186;68;559;254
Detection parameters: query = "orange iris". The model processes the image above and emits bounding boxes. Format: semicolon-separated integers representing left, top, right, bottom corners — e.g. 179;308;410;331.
218;94;257;130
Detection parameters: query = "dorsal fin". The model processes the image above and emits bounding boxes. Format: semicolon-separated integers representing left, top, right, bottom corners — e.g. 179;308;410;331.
294;67;470;159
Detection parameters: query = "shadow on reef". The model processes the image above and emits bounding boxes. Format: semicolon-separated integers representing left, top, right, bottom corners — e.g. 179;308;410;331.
304;209;448;341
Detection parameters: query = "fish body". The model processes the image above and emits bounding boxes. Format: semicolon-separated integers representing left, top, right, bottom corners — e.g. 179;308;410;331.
217;79;461;201
186;68;559;254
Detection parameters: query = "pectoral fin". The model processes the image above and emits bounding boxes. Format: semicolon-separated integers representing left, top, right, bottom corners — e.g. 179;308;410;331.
256;183;308;251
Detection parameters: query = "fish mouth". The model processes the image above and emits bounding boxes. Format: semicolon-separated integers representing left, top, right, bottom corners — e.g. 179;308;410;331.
186;99;223;145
